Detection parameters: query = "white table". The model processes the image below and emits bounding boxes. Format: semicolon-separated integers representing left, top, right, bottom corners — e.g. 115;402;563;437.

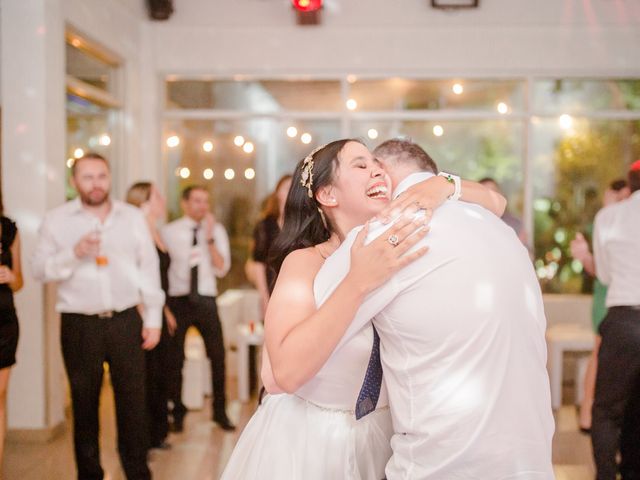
236;323;264;403
182;331;207;410
546;323;595;410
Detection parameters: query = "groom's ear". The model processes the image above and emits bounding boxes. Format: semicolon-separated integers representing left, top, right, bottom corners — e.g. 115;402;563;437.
316;185;338;208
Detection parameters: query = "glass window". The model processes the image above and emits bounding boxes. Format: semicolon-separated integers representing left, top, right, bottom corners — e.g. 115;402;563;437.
348;79;525;112
66;43;113;91
532;118;640;293
533;79;640;112
166;79;343;112
65;30;121;199
66;96;115;198
352;119;525;216
163;118;342;290
162;75;640;293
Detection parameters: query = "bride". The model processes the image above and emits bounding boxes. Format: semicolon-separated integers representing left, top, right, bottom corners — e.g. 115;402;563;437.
221;139;505;479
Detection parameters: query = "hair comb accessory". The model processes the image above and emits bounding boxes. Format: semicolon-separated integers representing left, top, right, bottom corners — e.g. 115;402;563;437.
300;144;326;198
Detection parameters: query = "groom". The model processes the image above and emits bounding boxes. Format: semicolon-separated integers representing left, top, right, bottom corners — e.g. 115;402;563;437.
314;139;554;479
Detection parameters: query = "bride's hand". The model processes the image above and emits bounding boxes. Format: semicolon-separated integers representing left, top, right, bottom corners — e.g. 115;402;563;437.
375;175;453;225
346;215;429;295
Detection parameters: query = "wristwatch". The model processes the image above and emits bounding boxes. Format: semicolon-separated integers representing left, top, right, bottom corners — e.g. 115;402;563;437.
437;172;462;201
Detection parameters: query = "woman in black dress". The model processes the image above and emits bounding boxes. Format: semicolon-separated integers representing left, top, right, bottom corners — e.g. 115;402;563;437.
251;175;292;314
0;205;23;468
126;182;176;450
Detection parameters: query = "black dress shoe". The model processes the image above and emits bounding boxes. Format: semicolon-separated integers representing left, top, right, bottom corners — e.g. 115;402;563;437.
213;416;236;431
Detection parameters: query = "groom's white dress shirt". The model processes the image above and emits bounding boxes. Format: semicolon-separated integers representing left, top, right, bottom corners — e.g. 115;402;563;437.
314;172;554;479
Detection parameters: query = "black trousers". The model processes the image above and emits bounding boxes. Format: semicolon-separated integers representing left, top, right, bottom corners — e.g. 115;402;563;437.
592;306;640;480
145;316;170;447
61;308;150;480
166;295;227;420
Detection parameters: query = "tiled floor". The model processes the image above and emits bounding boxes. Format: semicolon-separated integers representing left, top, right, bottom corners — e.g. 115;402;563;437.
4;380;595;479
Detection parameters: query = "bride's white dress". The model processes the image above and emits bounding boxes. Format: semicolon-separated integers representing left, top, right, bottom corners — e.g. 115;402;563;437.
220;324;393;479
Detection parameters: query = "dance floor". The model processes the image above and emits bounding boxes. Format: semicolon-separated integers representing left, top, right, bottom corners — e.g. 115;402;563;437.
5;378;594;479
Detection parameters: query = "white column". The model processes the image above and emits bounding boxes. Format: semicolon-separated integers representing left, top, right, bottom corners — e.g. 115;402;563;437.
1;0;67;432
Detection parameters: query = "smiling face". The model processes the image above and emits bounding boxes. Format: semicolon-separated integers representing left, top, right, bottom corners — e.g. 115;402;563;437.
319;141;392;231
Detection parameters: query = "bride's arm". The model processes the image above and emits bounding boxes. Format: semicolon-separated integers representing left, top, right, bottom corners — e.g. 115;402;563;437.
260;345;283;394
457;178;507;216
265;219;428;394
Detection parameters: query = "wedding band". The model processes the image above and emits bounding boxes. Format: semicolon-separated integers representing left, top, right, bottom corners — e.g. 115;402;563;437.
387;234;400;247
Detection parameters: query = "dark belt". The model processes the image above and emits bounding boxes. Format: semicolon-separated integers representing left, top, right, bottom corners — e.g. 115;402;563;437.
67;306;137;319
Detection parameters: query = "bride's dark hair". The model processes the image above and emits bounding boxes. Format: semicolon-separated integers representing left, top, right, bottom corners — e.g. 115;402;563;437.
269;139;363;275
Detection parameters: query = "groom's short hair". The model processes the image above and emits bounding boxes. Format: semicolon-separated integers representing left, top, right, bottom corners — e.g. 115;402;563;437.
373;139;438;174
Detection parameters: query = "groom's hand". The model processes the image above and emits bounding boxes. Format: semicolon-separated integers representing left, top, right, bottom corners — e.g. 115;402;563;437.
346;216;430;295
374;175;451;224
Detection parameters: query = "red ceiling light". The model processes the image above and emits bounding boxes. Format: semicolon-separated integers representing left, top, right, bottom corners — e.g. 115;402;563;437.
292;0;322;24
292;0;323;12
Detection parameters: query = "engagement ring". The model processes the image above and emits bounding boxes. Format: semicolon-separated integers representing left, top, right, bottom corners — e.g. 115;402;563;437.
387;234;400;247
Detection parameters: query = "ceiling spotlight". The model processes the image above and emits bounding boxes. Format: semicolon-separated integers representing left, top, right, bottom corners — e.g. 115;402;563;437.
98;134;111;146
368;129;379;140
224;168;235;180
286;126;298;138
203;141;213;152
243;142;255;153
234;135;245;147
73;148;85;159
292;0;323;25
203;168;214;180
244;168;256;180
433;125;444;137
346;99;358;111
66;158;75;168
166;135;180;148
179;167;190;179
347;74;357;84
452;83;464;95
497;102;509;114
301;133;312;144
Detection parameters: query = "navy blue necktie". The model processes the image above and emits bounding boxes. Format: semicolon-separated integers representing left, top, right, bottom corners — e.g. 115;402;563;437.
189;226;199;301
355;325;383;420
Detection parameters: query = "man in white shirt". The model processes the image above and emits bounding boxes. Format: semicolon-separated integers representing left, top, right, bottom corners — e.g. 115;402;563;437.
592;160;640;480
161;186;234;431
32;153;164;480
315;140;554;479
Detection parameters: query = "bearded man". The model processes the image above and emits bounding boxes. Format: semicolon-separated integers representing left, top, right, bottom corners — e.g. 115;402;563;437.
32;153;164;480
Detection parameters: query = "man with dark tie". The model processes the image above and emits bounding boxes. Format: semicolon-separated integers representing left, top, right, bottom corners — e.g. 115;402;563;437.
161;185;235;431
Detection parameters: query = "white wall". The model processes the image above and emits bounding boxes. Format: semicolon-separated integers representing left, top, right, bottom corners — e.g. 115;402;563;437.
149;0;640;76
1;0;150;432
2;0;66;431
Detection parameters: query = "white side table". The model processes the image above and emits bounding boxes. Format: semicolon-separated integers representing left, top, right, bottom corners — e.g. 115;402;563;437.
182;330;206;410
237;323;264;403
546;323;595;410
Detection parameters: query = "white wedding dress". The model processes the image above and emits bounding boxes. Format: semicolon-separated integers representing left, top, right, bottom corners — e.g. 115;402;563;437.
220;323;393;479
